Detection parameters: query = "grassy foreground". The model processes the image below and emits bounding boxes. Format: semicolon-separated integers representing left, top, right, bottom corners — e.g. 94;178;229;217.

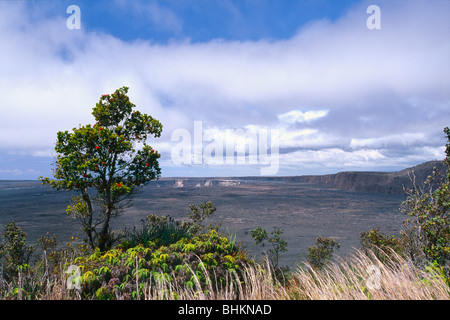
0;202;449;300
0;243;448;300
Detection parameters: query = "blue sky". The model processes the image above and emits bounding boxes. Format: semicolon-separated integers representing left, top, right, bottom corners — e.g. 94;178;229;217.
80;0;363;43
0;0;449;179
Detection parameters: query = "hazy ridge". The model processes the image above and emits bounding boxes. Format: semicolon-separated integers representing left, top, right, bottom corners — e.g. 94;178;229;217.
153;160;445;194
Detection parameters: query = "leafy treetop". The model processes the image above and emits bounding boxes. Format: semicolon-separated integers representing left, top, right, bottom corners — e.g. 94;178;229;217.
40;86;163;251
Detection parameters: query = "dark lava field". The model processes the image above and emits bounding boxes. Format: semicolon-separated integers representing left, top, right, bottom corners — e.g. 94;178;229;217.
0;178;408;267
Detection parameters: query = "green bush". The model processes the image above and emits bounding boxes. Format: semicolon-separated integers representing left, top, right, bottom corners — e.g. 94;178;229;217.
123;214;192;249
0;222;34;282
360;227;405;263
307;236;340;270
71;229;250;299
187;201;220;234
122;201;220;250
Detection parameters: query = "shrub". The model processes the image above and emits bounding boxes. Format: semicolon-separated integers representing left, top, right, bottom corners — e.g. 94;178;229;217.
360;227;405;263
186;201;220;234
123;214;192;249
121;201;220;249
307;236;340;270
0;222;34;282
34;233;90;276
250;227;288;280
71;229;250;299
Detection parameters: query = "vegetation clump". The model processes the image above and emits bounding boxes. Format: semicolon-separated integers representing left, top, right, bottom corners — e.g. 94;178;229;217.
306;236;340;270
74;228;249;299
250;226;288;279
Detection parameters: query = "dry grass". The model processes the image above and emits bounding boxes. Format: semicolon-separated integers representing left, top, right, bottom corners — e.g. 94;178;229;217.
140;249;449;300
141;259;287;300
286;249;449;300
141;249;449;300
1;249;448;300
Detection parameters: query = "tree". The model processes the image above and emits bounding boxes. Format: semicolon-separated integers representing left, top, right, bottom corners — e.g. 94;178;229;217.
401;127;450;268
40;86;163;251
307;236;340;270
186;201;218;234
250;226;288;271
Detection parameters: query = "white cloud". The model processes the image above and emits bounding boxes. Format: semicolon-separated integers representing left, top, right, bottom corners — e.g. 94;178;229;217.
350;132;429;149
278;110;329;124
281;148;385;170
0;0;449;176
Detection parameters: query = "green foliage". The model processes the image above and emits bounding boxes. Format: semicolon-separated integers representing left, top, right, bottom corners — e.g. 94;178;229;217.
401;127;450;270
250;227;268;246
0;222;34;281
39;86;163;251
307;236;340;270
360;227;405;263
0;223;93;300
35;234;90;276
250;227;288;271
121;201;219;250
123;214;192;248
187;201;220;234
71;229;250;299
187;201;216;224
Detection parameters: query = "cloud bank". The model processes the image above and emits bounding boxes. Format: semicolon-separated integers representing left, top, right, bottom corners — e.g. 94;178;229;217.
0;0;449;178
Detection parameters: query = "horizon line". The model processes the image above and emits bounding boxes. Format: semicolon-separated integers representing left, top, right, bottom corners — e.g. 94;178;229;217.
0;159;442;182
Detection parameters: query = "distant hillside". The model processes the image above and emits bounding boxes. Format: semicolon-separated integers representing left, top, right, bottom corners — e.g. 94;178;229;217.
290;160;446;194
155;161;446;195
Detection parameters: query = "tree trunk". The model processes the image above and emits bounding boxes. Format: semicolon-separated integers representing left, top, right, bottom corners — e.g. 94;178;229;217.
98;184;113;252
81;189;95;250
